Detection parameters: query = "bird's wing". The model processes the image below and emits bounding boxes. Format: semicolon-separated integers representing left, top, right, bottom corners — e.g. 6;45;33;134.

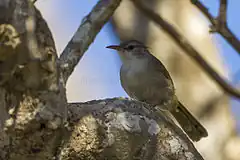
146;52;174;85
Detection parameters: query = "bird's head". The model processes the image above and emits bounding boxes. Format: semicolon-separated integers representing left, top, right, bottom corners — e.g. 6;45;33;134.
106;40;149;61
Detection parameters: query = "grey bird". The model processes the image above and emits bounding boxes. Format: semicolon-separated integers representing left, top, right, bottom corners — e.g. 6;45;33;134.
106;40;208;141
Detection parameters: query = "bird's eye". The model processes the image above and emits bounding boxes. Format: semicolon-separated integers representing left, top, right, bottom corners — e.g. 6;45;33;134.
126;45;134;50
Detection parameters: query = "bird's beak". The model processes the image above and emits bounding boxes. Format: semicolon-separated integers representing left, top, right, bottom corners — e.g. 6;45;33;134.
106;45;121;51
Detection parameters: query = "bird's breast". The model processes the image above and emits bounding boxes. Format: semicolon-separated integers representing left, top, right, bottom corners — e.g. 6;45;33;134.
120;60;148;87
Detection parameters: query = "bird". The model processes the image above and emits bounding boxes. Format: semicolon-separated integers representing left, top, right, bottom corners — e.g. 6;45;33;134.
106;40;208;141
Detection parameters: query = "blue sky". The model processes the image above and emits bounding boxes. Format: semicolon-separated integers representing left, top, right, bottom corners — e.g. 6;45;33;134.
36;0;240;129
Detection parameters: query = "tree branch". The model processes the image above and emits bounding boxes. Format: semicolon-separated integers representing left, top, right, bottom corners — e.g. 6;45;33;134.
59;0;122;84
60;98;204;160
132;0;240;99
190;0;240;55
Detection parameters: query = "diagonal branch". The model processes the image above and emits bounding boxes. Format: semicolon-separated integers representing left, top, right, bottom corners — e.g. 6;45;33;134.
59;0;122;83
132;0;240;99
190;0;240;55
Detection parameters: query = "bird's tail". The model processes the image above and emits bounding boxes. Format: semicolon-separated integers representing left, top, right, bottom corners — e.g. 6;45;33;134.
170;101;208;141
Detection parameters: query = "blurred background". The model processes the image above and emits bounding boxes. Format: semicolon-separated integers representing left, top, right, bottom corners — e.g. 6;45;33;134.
36;0;240;159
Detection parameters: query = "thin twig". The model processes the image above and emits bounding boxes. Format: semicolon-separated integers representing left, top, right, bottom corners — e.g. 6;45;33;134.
132;0;240;99
59;0;122;83
210;0;227;33
218;0;227;24
191;0;240;55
